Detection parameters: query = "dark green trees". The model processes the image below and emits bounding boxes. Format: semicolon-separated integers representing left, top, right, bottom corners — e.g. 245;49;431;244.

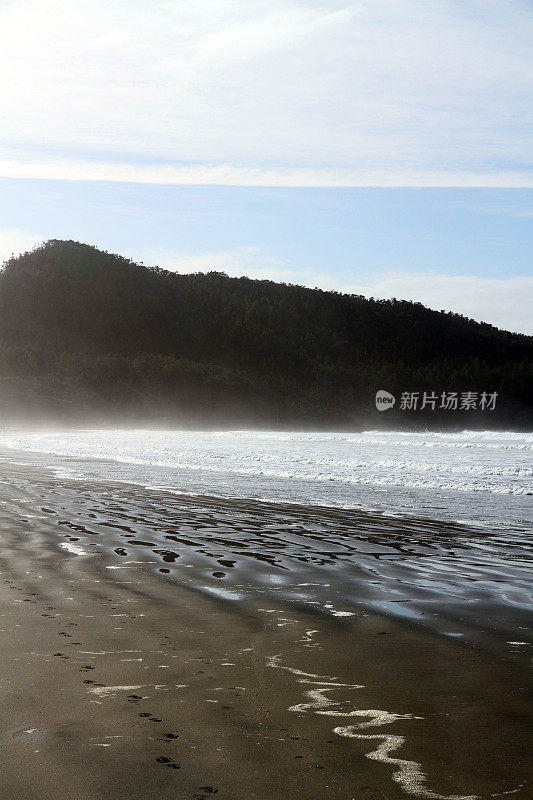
0;239;530;427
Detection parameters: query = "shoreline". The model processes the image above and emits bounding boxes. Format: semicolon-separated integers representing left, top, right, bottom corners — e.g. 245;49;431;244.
0;459;531;799
0;447;530;646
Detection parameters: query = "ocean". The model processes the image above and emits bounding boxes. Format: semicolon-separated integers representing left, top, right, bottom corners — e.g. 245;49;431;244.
0;428;530;526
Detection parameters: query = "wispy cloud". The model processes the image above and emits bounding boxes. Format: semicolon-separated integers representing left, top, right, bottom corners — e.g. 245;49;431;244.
0;155;533;189
138;246;299;283
0;0;531;186
0;156;531;188
341;272;533;335
0;230;43;266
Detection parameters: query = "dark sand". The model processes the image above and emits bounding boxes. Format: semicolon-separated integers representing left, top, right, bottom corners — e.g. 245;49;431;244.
0;462;531;800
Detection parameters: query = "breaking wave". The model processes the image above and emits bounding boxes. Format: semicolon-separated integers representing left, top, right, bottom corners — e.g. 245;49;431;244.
1;428;531;526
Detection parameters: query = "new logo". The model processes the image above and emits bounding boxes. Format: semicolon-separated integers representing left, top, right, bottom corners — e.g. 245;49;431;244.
375;390;396;411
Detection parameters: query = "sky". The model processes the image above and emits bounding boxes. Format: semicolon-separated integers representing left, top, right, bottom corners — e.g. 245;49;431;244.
0;0;531;333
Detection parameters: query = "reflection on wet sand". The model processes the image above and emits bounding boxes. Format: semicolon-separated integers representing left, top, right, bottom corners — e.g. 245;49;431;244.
2;464;531;642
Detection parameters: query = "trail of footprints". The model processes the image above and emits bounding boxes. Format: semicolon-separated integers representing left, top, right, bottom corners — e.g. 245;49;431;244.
2;575;218;798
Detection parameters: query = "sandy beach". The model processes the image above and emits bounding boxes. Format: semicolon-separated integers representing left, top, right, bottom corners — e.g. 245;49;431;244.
0;459;531;800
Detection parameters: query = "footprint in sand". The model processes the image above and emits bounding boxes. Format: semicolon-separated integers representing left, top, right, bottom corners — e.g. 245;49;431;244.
156;756;181;769
194;788;218;799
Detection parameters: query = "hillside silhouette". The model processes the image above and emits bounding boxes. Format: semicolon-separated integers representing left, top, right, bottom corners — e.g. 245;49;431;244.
0;240;531;427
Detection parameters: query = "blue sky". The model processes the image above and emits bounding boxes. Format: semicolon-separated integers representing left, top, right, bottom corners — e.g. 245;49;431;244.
0;1;531;332
1;180;531;333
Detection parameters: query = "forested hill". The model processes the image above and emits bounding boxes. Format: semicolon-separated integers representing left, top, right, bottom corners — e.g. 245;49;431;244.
0;239;531;428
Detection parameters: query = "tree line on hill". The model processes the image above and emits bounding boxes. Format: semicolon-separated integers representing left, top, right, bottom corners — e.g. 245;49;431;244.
0;240;530;428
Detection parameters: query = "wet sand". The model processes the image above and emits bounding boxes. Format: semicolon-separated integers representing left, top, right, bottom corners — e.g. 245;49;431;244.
0;462;531;800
